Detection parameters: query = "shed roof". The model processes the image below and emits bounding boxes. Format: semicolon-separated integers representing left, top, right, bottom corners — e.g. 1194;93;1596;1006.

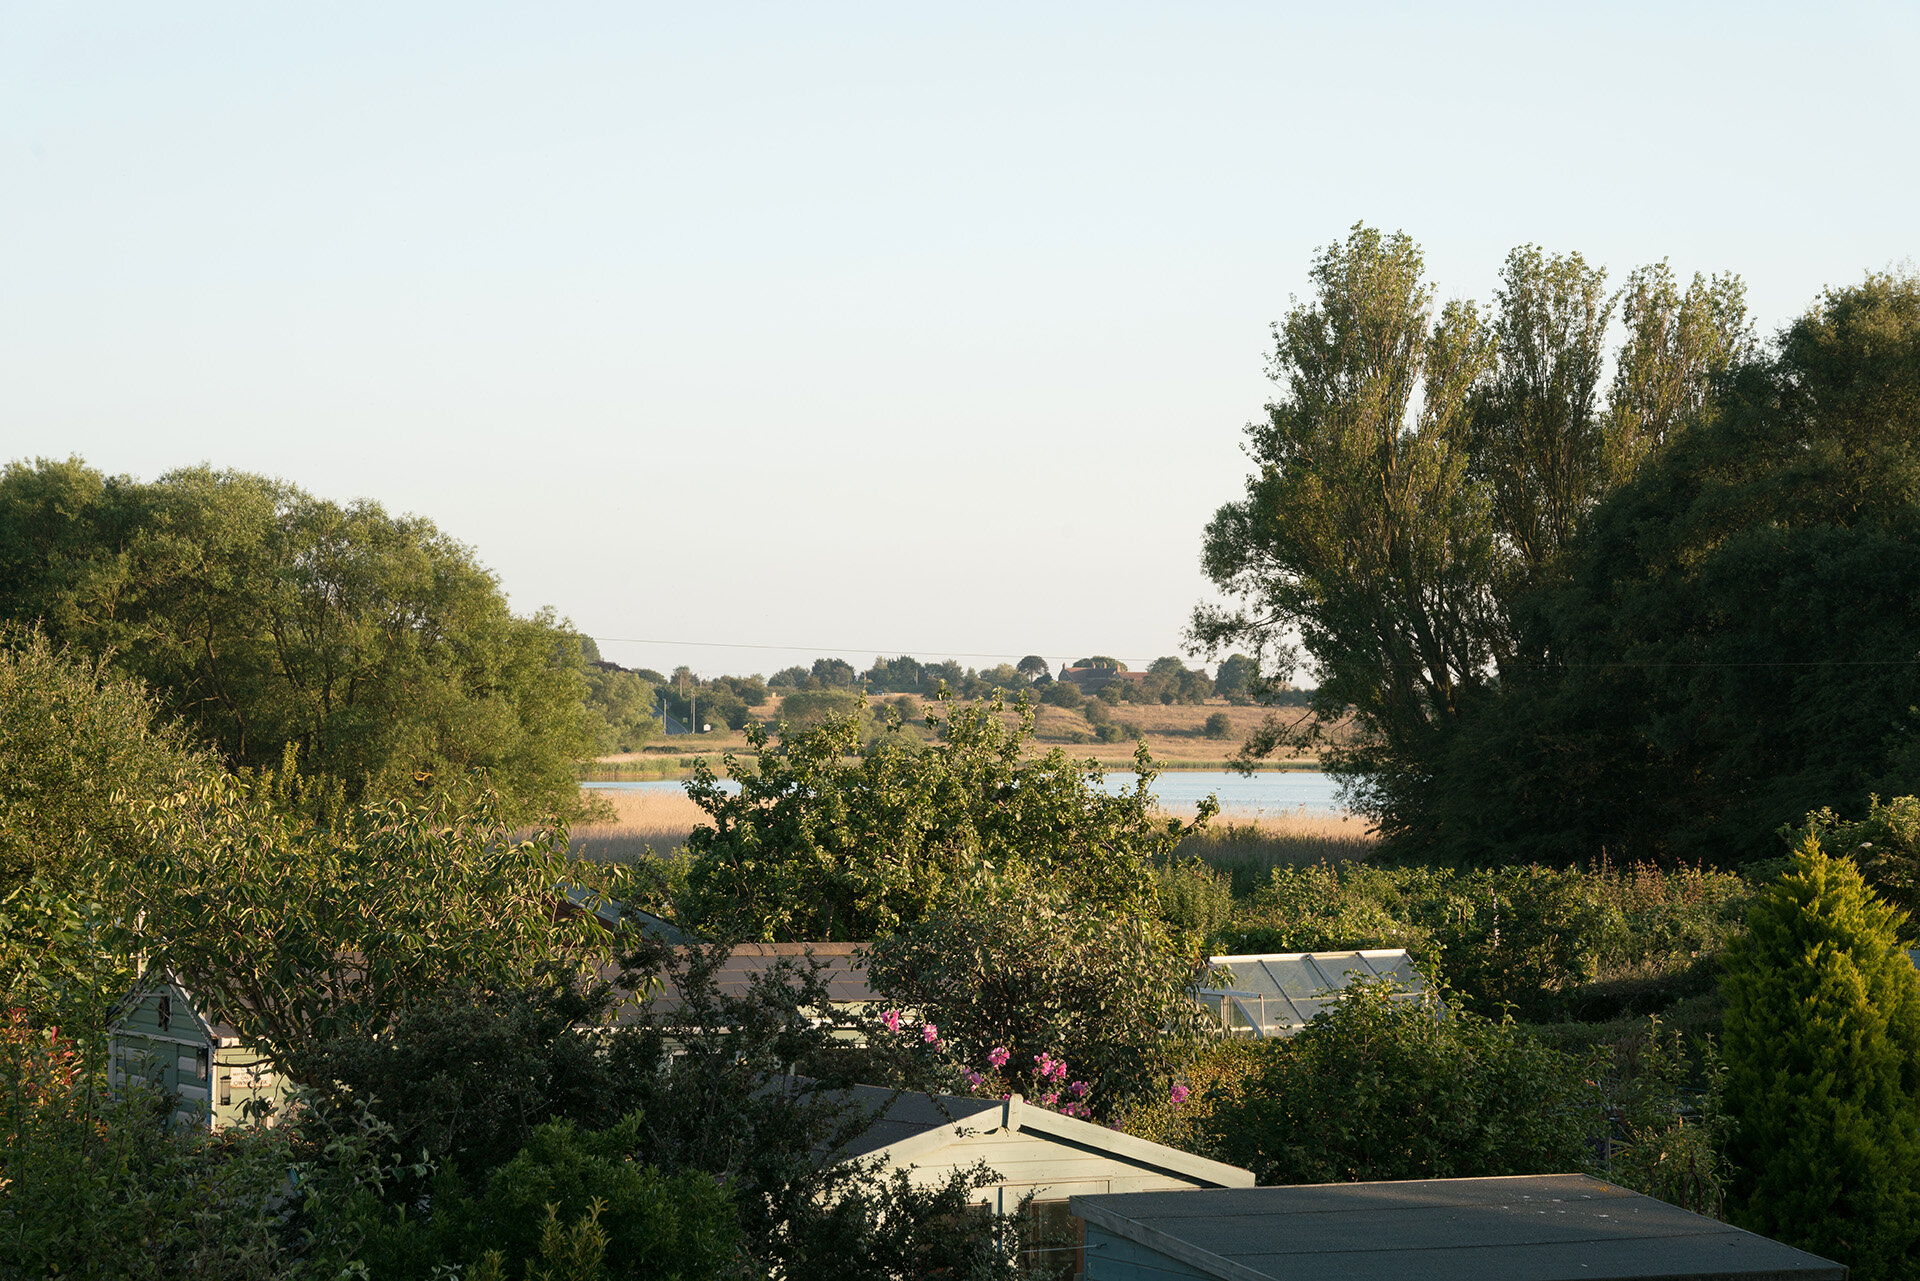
818;1085;1253;1189
1199;950;1422;1038
1070;1176;1844;1281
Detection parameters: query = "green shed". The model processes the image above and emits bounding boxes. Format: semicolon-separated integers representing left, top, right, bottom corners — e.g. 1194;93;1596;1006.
107;973;293;1130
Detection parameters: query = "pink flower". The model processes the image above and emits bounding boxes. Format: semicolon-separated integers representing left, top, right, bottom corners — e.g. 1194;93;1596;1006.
1070;1081;1090;1098
922;1022;939;1044
962;1070;985;1089
987;1046;1010;1068
882;1009;902;1033
1169;1084;1191;1107
1041;1092;1059;1106
1050;1060;1068;1081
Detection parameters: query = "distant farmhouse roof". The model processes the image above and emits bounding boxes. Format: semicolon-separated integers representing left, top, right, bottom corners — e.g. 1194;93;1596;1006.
1070;1176;1845;1281
1198;950;1423;1038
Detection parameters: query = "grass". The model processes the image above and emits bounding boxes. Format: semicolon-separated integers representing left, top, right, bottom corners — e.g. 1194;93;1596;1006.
1173;809;1376;897
565;788;709;862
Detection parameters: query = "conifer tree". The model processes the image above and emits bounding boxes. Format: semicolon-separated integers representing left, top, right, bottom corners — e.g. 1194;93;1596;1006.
1721;841;1920;1279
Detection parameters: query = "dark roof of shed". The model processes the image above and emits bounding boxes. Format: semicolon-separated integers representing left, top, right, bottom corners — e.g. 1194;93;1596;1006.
1071;1176;1845;1281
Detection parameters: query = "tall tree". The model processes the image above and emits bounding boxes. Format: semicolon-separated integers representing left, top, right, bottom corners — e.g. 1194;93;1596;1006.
1190;224;1499;788
0;459;601;822
1607;262;1755;478
1193;227;1753;819
1391;271;1920;866
1471;245;1614;603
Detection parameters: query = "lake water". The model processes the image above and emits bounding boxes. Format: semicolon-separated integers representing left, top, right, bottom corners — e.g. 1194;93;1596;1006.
586;769;1349;816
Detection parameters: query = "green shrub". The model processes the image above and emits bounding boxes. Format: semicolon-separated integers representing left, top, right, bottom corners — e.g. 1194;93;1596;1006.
1118;1037;1268;1155
1039;679;1082;709
1203;712;1232;739
1721;841;1920;1279
1220;861;1753;1022
0;1012;296;1279
473;1116;736;1281
1152;860;1235;949
1591;1017;1730;1219
1203;979;1598;1184
1790;795;1920;921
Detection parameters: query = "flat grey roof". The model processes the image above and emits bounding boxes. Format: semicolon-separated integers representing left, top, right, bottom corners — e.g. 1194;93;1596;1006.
1071;1175;1845;1281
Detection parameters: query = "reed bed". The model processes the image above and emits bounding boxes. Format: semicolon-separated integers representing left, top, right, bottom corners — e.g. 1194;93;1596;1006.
566;788;709;862
1170;806;1377;898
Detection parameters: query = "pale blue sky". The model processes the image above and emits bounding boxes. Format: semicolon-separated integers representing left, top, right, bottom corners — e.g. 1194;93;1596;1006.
4;3;1914;677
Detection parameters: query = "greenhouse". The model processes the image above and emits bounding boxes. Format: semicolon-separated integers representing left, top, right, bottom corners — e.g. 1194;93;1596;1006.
1197;949;1423;1038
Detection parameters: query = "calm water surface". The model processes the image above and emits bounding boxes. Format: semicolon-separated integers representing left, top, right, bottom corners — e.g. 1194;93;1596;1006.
586;769;1348;816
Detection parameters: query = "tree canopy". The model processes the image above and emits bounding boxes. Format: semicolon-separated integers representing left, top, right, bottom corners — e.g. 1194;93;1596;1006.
1190;224;1784;859
0;458;601;823
1390;270;1920;865
679;696;1210;941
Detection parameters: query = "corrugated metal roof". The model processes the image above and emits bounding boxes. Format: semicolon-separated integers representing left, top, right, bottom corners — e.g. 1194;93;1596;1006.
1198;950;1423;1038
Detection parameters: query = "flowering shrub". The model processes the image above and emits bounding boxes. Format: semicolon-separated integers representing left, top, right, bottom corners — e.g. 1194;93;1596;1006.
874;1012;1095;1119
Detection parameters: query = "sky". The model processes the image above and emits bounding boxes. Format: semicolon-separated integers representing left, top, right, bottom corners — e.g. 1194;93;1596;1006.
3;3;1915;679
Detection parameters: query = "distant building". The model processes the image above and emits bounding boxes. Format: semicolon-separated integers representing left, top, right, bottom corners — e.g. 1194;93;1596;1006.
1196;950;1424;1038
1070;1176;1845;1280
106;973;295;1131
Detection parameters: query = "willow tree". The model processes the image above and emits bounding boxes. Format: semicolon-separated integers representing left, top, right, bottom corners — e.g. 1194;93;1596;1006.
0;458;602;824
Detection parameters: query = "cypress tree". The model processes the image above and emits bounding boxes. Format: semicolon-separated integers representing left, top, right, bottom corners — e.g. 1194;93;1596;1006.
1722;839;1920;1279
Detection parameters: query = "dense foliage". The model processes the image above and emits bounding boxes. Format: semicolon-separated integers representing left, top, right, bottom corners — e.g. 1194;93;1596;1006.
1191;226;1750;792
0;630;214;1032
1721;842;1920;1280
0;458;601;824
117;778;614;1076
680;696;1210;941
1203;980;1599;1184
1393;271;1920;865
867;868;1209;1116
1219;859;1749;1021
0;628;213;896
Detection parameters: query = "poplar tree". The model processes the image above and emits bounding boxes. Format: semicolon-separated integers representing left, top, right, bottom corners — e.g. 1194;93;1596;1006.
1721;842;1920;1280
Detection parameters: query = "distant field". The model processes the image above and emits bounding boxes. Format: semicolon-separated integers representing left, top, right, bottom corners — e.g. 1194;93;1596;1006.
566;785;1375;872
582;690;1344;778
